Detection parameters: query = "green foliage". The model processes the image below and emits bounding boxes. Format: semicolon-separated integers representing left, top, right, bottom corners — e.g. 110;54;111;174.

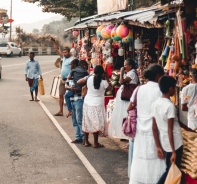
22;0;97;21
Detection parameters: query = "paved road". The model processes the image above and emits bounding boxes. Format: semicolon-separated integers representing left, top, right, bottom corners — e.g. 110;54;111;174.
0;55;129;184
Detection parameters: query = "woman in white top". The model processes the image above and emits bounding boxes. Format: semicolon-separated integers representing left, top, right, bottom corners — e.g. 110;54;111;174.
128;64;166;184
108;58;139;139
181;67;197;130
80;65;112;148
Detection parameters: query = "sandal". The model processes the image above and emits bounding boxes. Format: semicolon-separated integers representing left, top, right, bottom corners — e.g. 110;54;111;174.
84;143;92;147
122;143;129;149
93;143;104;148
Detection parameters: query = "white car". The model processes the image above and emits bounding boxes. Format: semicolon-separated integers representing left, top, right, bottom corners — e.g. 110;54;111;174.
0;42;22;57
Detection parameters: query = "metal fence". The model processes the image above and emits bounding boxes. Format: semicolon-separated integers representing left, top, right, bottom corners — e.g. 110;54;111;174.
22;47;58;56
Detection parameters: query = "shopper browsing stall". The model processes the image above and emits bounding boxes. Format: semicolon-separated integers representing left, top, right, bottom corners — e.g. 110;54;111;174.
181;66;197;130
78;65;112;148
128;64;165;184
108;58;139;140
152;76;183;184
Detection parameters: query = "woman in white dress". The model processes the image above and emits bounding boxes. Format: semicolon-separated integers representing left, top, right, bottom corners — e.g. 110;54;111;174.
108;58;139;139
128;64;166;184
181;67;197;130
81;65;112;148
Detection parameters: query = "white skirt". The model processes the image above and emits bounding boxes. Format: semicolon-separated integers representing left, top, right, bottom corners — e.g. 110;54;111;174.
82;103;106;133
108;87;129;139
129;131;166;184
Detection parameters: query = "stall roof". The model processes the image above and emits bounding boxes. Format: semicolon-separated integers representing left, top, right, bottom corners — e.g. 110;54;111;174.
93;7;160;22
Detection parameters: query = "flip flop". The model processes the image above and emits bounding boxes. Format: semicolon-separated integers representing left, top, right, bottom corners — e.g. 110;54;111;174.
54;113;63;116
29;100;34;101
93;143;104;148
35;99;40;102
84;143;92;147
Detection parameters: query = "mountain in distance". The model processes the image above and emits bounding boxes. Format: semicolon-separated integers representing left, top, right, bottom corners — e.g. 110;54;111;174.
12;15;77;33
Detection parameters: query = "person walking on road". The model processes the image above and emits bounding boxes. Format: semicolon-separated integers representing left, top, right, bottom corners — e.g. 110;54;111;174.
25;52;42;102
51;37;73;116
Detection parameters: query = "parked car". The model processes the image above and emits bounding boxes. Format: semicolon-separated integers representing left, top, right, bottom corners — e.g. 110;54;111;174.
0;57;2;79
0;42;22;57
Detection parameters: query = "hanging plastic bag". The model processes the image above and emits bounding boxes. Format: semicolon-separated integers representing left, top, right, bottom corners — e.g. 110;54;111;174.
164;163;182;184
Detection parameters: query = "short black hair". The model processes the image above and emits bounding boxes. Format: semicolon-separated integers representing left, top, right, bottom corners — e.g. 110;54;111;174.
79;60;88;67
29;52;35;55
125;58;137;69
143;64;164;81
63;47;70;52
192;68;197;78
71;59;79;66
159;76;176;94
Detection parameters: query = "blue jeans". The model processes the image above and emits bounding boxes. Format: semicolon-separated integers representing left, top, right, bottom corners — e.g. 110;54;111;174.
71;99;84;141
65;90;74;111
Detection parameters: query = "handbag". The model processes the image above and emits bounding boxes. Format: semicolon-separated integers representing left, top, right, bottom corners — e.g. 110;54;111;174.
121;83;138;101
164;163;182;184
122;86;140;138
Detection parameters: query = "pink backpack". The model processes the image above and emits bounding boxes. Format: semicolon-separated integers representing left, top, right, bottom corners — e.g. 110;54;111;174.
122;109;137;138
122;86;140;138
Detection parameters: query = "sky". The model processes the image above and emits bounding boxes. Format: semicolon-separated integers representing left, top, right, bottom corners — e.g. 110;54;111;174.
0;0;64;25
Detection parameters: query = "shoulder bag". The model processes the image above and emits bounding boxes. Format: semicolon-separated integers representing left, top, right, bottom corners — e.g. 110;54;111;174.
122;86;140;138
121;71;139;101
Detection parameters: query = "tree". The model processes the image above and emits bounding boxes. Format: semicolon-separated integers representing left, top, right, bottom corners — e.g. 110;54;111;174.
22;0;97;21
32;28;39;34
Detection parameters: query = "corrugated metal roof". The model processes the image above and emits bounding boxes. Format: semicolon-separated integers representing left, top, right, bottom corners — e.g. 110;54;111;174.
93;7;160;22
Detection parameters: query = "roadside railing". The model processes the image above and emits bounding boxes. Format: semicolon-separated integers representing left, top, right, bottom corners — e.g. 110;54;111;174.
22;47;58;56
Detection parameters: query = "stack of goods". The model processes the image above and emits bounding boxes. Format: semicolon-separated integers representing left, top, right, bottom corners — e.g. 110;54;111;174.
105;71;120;96
106;99;115;125
180;128;197;179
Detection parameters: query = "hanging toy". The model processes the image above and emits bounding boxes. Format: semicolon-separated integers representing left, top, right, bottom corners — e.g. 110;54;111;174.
111;26;121;41
116;23;129;38
166;20;170;37
96;25;105;38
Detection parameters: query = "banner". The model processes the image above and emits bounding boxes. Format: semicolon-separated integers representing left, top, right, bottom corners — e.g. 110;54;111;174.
97;0;128;15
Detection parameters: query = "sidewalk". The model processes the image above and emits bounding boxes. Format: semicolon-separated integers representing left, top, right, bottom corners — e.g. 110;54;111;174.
39;94;129;184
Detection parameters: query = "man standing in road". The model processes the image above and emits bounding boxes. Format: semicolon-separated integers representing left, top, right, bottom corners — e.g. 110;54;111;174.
51;37;73;116
25;52;42;102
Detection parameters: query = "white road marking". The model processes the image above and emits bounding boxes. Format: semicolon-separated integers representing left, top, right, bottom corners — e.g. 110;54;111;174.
42;69;59;75
38;99;106;184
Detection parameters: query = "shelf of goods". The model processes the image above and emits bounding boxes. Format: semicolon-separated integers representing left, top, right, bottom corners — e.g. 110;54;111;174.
180;128;197;183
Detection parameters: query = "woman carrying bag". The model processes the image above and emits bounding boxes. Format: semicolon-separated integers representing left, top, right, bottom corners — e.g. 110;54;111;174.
108;58;139;141
128;64;166;184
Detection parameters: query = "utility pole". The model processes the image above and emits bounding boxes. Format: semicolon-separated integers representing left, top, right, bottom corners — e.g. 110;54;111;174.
9;0;12;41
79;0;81;23
130;0;134;11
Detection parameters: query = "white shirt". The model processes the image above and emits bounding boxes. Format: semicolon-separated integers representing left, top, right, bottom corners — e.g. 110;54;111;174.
181;83;197;129
152;97;183;152
84;76;109;106
124;69;139;84
130;81;162;132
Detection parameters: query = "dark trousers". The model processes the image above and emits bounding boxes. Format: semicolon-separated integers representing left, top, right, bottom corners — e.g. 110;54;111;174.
157;145;183;184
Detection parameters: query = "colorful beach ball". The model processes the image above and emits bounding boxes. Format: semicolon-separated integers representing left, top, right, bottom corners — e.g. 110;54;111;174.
105;24;114;36
122;37;130;43
111;27;121;41
116;23;129;38
72;30;79;37
101;26;111;40
96;25;105;38
123;29;133;43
